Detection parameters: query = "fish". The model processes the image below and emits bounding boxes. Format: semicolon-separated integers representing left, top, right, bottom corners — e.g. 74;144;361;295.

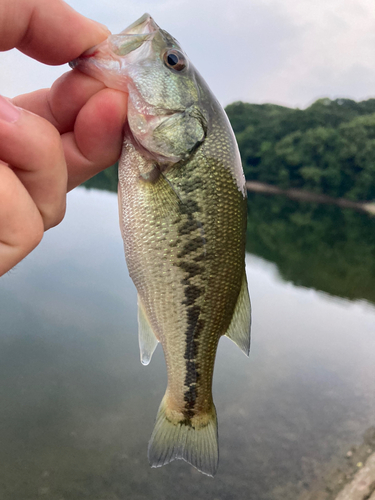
70;13;251;477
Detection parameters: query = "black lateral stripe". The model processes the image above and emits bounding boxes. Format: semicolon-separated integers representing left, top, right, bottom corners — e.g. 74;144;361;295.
177;236;206;259
173;194;207;420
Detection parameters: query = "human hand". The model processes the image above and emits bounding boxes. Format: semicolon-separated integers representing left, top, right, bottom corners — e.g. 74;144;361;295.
0;0;128;277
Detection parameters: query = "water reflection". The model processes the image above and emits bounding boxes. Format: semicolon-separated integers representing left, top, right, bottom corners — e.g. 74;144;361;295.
246;192;375;305
0;188;374;500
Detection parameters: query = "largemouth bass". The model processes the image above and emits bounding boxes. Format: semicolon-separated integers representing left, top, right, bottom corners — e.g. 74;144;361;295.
71;13;251;476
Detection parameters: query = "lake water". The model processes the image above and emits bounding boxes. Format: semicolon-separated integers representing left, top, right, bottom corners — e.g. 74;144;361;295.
0;188;374;500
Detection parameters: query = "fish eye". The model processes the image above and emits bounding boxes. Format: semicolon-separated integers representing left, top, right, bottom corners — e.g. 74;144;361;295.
163;49;186;71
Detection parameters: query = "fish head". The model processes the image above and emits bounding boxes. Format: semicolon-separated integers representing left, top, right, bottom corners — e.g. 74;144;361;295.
70;14;208;164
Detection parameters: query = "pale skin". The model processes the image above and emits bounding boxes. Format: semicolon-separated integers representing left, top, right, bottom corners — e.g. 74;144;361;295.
0;0;128;276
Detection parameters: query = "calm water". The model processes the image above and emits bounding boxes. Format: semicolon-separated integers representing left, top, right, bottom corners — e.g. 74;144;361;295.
0;188;374;500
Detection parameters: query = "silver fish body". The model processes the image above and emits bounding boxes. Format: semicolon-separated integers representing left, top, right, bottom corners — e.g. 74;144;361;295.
71;14;251;476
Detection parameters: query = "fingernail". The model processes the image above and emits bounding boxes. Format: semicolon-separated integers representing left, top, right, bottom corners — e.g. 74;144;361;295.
0;95;20;123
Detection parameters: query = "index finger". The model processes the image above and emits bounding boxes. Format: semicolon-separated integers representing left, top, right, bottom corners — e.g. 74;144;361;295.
0;0;110;64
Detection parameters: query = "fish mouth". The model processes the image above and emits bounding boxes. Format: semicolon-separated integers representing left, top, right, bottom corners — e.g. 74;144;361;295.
119;13;159;36
69;13;159;73
108;13;159;57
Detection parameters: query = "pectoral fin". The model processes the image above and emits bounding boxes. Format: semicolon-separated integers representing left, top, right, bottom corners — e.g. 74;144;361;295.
138;167;182;219
224;273;251;356
138;295;159;365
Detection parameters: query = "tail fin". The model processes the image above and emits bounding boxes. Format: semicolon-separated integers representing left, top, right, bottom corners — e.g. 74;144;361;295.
148;397;218;477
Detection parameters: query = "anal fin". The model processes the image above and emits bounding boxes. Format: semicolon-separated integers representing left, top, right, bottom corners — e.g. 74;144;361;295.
224;273;251;356
138;295;159;365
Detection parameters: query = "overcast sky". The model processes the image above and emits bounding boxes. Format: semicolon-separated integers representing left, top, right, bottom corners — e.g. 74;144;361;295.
1;0;374;108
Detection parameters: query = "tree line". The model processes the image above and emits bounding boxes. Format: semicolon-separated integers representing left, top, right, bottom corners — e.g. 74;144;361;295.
85;97;375;202
226;98;375;201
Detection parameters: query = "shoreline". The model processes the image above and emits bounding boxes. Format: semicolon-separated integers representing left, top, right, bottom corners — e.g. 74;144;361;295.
246;181;375;216
299;427;375;500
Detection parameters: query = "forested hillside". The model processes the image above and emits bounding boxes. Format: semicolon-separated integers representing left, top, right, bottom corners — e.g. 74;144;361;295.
226;98;375;201
84;98;375;202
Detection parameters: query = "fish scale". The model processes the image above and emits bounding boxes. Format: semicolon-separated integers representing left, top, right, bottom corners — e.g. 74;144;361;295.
71;12;250;476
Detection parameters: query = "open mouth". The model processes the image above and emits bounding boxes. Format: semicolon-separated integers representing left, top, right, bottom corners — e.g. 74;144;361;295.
119;13;159;36
69;13;159;72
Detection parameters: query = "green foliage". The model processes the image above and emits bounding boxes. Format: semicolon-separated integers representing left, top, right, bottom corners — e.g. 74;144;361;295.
226;98;375;201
